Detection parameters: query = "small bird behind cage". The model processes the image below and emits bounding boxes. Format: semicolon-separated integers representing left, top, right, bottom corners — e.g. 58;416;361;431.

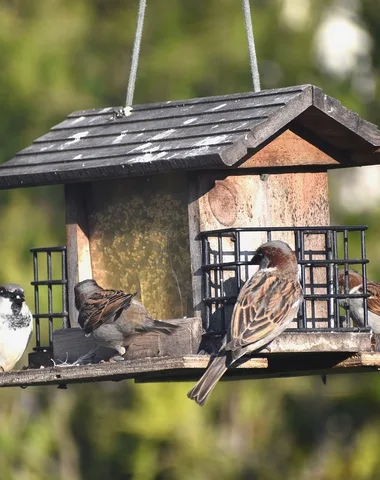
200;226;369;343
28;246;69;367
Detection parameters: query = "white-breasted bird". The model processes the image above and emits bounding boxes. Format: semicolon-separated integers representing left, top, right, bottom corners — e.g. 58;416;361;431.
0;283;33;372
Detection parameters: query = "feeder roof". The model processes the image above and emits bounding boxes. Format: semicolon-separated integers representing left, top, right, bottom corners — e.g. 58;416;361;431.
1;84;380;189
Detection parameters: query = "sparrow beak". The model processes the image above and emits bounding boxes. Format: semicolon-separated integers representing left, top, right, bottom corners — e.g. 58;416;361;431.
250;252;263;264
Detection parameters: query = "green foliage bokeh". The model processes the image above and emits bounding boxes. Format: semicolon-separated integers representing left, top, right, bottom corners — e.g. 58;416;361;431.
1;1;380;479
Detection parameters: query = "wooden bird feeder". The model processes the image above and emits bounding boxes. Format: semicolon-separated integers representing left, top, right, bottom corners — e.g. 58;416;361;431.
2;84;380;388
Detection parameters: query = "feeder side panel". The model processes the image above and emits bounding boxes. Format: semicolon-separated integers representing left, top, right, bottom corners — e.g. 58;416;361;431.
87;172;193;321
188;170;330;330
239;129;339;169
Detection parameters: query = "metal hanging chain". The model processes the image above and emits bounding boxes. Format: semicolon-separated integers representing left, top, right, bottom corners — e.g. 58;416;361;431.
125;0;147;109
242;0;261;92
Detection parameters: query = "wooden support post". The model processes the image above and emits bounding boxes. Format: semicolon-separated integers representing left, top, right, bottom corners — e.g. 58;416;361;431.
187;173;204;319
65;183;92;327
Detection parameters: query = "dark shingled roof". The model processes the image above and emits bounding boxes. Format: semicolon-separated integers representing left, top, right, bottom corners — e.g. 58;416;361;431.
1;84;380;189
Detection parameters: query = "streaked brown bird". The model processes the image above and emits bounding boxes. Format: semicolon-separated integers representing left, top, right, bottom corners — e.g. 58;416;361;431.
74;279;178;357
187;240;302;406
338;269;380;333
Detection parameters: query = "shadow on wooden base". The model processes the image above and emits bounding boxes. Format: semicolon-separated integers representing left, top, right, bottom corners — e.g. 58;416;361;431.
0;317;379;388
1;352;380;389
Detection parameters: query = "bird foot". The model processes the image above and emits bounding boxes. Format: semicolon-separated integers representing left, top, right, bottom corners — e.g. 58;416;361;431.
109;355;126;363
370;333;376;352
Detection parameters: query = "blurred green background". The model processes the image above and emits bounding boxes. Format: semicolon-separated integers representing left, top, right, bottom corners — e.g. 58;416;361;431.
1;0;380;478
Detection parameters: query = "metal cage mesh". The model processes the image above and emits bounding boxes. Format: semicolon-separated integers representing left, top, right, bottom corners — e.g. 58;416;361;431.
29;226;369;351
30;246;69;351
200;226;369;336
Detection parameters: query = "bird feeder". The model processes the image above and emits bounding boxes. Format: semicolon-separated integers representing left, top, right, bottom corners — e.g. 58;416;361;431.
1;84;380;388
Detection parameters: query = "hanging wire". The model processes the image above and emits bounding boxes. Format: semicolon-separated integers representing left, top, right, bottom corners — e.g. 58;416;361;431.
242;0;261;92
123;0;260;110
125;0;147;110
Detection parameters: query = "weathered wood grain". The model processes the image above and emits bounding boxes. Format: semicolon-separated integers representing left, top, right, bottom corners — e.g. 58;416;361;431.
53;318;202;363
1;84;379;189
312;86;380;147
239;129;339;168
188;169;330;330
35;116;263;144
52;316;380;361
135;352;380;383
2;352;380;388
16;134;240;163
65;183;92;327
187;173;204;318
87;173;193;321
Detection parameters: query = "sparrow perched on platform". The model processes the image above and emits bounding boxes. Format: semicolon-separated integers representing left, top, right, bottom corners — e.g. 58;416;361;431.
0;284;33;372
338;270;380;333
74;279;178;357
187;240;302;406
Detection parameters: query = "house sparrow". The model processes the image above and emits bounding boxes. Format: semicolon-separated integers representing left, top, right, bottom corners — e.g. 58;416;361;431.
188;240;302;406
0;283;33;372
74;279;178;357
338;270;380;333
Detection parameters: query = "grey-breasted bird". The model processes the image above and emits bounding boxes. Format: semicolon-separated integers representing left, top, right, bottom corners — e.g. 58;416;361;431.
0;283;33;372
187;240;303;406
74;279;178;356
338;269;380;333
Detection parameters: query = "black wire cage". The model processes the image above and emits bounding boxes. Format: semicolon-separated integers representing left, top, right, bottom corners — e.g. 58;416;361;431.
29;226;370;361
200;226;369;337
29;246;69;365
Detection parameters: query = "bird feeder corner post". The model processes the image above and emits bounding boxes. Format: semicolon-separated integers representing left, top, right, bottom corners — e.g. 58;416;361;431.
64;182;93;328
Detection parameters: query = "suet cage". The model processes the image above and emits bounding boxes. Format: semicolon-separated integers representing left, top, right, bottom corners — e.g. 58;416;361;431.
201;226;369;337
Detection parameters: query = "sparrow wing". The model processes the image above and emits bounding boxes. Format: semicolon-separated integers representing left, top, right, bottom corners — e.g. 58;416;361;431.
78;290;137;333
225;270;301;353
366;281;380;316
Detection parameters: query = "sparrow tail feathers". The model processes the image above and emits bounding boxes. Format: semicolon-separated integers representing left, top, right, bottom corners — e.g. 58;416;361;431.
187;355;227;406
148;320;179;335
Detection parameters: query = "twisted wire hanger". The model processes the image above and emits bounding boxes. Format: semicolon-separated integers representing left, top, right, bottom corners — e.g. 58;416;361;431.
124;0;261;113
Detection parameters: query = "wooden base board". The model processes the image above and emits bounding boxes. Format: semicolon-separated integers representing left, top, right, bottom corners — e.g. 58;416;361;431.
1;352;380;389
51;318;380;369
9;317;379;389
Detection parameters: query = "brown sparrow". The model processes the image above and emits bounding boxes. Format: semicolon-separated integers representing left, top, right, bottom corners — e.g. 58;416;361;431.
188;240;302;406
338;270;380;333
74;279;178;357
